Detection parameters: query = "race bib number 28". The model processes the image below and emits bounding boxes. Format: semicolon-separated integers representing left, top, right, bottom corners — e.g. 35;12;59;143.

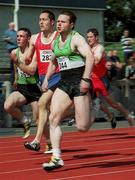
40;50;52;62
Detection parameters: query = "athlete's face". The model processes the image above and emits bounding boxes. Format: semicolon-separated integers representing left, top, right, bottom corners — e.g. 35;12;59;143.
86;32;98;47
105;61;112;70
39;13;54;32
17;31;29;48
57;14;73;33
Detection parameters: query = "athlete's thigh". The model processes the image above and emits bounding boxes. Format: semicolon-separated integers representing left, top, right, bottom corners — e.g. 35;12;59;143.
51;88;72;116
5;91;26;106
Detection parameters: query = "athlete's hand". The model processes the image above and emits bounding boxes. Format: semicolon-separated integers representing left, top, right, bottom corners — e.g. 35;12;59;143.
80;78;90;94
25;58;31;65
41;77;48;92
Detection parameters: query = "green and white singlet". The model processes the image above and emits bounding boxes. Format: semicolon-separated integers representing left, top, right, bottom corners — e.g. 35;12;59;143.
15;48;41;104
53;30;85;71
16;48;39;85
53;31;87;99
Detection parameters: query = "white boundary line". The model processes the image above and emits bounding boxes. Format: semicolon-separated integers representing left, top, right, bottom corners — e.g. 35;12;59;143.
0;128;135;178
0;126;135;140
1;138;135;156
1;155;135;175
0;129;135;147
1;146;135;164
53;168;135;180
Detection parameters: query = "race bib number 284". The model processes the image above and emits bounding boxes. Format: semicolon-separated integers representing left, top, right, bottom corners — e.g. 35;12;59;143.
58;57;69;70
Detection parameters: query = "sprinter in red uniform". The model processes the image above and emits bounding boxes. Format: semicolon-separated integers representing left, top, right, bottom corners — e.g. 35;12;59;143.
86;28;135;126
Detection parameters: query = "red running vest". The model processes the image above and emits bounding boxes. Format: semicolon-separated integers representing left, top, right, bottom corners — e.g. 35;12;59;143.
92;44;107;79
35;31;59;75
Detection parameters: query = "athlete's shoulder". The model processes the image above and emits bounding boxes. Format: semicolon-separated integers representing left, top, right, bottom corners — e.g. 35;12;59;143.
54;31;58;35
31;33;39;43
72;30;80;37
31;33;38;39
97;43;104;48
11;48;18;55
72;31;87;47
10;48;18;61
96;43;105;51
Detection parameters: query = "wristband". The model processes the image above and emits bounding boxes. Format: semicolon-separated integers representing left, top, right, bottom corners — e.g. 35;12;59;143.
81;77;90;83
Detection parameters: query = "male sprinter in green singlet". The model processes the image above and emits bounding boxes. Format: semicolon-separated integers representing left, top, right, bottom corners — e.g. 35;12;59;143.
4;28;41;138
42;10;95;170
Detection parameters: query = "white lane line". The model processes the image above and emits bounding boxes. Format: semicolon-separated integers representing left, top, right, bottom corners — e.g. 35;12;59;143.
1;130;135;148
0;127;135;143
1;146;135;164
0;167;41;175
0;136;135;156
1;155;135;175
52;168;135;180
1;138;135;156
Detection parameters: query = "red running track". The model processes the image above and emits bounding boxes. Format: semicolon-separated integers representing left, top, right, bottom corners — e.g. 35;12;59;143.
1;127;135;180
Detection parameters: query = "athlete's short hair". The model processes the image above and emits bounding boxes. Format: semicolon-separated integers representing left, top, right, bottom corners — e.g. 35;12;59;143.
59;10;76;30
18;27;31;37
41;10;55;21
86;28;99;37
60;10;76;24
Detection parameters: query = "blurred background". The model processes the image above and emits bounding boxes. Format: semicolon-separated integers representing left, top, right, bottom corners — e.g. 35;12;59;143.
0;0;135;128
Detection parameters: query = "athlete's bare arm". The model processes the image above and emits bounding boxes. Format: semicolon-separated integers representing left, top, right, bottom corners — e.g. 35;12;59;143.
72;33;94;78
10;49;18;87
16;52;38;75
92;44;105;64
10;49;17;62
11;47;38;75
24;34;37;64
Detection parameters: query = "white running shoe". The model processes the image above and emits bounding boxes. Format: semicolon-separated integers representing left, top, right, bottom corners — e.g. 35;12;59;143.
42;156;64;170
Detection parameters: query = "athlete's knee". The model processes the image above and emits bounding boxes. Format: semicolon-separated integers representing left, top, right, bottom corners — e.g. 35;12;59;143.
38;98;48;109
4;100;12;112
76;122;90;132
77;125;89;132
49;110;61;127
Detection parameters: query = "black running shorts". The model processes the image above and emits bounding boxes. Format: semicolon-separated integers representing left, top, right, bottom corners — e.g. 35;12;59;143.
58;66;92;100
16;84;41;104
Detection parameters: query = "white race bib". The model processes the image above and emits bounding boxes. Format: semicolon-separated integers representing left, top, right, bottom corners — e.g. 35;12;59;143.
17;68;30;78
58;56;85;71
40;50;53;62
58;57;69;70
